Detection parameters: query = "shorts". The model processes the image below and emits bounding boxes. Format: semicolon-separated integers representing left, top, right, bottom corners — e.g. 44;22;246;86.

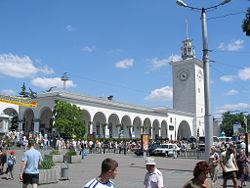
22;173;39;185
5;165;13;173
223;171;237;179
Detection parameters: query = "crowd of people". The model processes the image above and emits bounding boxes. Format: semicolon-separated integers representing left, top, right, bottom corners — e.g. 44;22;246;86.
0;130;250;187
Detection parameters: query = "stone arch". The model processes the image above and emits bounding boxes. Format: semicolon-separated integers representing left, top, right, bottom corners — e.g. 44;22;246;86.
161;120;168;139
82;109;91;136
3;108;19;130
3;108;18;116
143;118;151;135
133;117;142;138
177;120;191;139
121;115;132;138
93;112;106;138
108;113;120;138
39;107;53;135
152;119;160;140
23;108;35;134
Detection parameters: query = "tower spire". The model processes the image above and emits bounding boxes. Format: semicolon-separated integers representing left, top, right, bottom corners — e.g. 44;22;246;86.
185;19;189;39
181;20;195;60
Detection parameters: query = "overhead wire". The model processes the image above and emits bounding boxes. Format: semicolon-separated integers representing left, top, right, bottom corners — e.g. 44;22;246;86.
208;11;246;20
69;73;149;94
211;64;250;92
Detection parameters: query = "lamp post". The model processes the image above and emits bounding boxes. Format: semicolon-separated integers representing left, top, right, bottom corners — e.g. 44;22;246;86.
243;113;249;156
176;0;231;160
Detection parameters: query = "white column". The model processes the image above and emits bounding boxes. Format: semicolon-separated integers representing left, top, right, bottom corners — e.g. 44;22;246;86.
158;126;161;137
141;126;144;135
150;126;153;139
18;120;23;131
89;121;93;134
104;123;109;138
117;125;121;138
34;121;39;133
130;126;133;138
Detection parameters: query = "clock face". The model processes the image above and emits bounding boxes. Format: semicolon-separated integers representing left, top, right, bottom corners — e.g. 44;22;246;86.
197;70;203;81
179;71;189;81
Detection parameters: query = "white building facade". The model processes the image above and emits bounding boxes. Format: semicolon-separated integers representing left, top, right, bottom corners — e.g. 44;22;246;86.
0;37;206;140
15;90;194;140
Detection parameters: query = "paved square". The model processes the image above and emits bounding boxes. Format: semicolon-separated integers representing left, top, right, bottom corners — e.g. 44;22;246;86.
0;149;235;188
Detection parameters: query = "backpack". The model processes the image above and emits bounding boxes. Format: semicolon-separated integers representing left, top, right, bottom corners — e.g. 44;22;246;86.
7;156;14;165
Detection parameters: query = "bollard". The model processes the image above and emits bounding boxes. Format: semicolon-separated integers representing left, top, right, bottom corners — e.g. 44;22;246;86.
60;162;69;180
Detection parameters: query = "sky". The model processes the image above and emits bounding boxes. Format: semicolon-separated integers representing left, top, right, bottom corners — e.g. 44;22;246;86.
0;0;249;118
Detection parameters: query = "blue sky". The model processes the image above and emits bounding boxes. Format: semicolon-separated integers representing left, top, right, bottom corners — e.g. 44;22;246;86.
0;0;249;118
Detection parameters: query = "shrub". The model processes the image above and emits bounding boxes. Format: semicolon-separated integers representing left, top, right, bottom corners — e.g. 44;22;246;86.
66;151;77;156
41;157;55;169
49;150;61;155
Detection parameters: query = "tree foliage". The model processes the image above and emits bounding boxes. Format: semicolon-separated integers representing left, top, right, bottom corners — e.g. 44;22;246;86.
10;114;18;130
18;83;37;98
242;7;250;36
220;111;250;136
53;99;86;139
19;82;30;98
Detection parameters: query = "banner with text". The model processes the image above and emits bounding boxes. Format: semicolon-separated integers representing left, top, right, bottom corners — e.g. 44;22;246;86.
0;94;38;108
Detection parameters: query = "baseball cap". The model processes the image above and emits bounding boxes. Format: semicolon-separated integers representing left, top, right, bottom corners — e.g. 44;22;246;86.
145;157;156;165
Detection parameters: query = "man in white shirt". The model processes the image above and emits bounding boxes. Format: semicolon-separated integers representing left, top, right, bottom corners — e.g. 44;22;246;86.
220;146;238;188
144;157;164;188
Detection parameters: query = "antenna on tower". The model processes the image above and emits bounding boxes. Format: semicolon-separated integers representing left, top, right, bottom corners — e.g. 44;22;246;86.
170;53;175;62
185;19;189;39
61;72;69;90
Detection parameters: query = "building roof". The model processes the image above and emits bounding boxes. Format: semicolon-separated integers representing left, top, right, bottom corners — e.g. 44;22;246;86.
36;90;193;117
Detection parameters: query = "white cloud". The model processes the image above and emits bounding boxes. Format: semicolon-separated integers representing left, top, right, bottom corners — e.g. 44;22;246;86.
65;25;75;31
218;40;244;51
82;46;95;53
144;86;173;102
38;65;54;74
115;58;134;69
238;67;250;80
150;58;169;69
216;103;250;114
0;54;54;78
107;49;123;55
2;89;16;96
147;54;181;72
226;89;238;96
31;77;76;89
220;75;235;82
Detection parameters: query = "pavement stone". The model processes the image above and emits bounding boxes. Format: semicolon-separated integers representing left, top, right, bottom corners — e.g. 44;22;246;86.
0;148;240;188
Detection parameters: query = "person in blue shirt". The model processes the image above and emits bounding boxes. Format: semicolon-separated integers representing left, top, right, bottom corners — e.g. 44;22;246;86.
19;139;43;188
83;158;119;188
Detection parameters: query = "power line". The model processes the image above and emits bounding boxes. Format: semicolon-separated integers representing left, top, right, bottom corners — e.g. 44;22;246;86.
211;66;249;92
213;50;250;54
70;73;150;94
208;11;246;20
215;61;247;70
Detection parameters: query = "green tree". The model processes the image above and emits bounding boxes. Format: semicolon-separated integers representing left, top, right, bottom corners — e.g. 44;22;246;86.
220;111;250;136
19;82;30;98
242;7;250;36
10;113;18;130
53;99;86;139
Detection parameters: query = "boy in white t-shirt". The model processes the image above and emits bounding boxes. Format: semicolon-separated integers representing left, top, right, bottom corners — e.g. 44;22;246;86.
83;158;119;188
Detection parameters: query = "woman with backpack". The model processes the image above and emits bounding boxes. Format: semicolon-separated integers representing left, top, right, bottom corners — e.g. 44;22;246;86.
5;150;16;180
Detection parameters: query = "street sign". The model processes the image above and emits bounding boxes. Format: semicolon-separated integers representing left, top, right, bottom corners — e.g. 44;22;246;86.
0;94;38;108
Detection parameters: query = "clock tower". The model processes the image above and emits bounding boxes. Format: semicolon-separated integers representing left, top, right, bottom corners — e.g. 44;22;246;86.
170;38;205;136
